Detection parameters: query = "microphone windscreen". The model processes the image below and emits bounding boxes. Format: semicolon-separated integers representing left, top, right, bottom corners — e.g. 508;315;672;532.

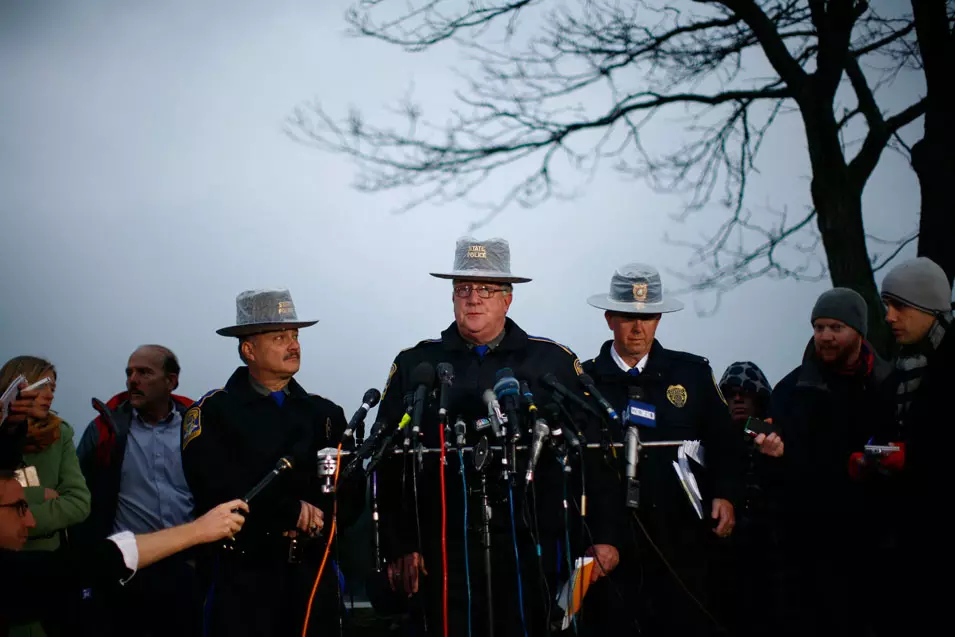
362;388;382;407
437;362;454;384
410;362;436;388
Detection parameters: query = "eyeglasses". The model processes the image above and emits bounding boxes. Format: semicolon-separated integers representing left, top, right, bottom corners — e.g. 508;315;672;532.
0;500;29;518
453;285;508;299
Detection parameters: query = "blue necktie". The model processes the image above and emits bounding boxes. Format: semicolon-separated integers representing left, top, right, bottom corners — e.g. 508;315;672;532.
270;390;286;407
474;345;490;358
628;367;641;377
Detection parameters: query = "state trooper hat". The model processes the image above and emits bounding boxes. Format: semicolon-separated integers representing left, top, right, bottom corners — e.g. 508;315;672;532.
216;289;318;337
587;263;684;314
430;237;531;284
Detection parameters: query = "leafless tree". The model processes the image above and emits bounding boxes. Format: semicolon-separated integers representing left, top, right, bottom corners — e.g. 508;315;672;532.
289;0;953;353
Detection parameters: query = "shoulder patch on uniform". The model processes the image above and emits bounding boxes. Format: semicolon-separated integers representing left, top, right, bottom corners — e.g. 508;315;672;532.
382;362;398;399
527;336;578;359
195;388;225;408
182;406;202;450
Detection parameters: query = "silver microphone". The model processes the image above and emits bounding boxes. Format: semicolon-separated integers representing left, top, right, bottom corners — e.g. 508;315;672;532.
453;416;467;448
482;389;506;439
624;426;640;508
524;419;550;484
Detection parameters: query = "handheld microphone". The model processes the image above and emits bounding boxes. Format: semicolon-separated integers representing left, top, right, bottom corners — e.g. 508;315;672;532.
578;373;619;423
482;389;506;439
540;373;603;420
494;368;522;442
453;416;467;448
407;363;436;448
243;456;293;503
343;388;381;441
437;363;454;419
524;419;550;484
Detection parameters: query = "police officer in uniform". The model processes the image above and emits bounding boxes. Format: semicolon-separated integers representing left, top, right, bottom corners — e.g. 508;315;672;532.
581;264;743;637
181;289;363;637
375;237;621;636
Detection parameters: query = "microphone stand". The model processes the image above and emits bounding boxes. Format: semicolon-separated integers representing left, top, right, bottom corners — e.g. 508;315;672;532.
471;437;495;637
371;471;382;573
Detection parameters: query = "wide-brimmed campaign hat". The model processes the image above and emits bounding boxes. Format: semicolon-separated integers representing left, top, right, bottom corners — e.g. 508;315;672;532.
216;289;318;337
429;237;531;283
587;263;684;314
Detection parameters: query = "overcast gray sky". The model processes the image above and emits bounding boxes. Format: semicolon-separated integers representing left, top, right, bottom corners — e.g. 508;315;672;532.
0;0;925;436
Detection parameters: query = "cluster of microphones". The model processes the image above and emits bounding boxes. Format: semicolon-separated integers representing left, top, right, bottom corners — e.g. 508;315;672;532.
241;363;650;521
333;362;644;494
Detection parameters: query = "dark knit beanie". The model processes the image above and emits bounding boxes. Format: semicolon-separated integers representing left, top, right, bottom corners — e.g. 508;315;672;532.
811;287;868;336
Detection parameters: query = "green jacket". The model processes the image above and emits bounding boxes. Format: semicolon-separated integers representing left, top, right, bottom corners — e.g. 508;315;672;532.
21;420;91;552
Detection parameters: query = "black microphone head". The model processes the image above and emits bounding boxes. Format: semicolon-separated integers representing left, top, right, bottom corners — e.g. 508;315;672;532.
437;362;454;384
578;373;596;387
628;385;645;401
541;372;559;388
543;403;561;421
411;362;436;388
363;388;382;407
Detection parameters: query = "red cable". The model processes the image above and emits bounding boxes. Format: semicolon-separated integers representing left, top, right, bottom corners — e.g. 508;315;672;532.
301;443;341;637
438;421;449;637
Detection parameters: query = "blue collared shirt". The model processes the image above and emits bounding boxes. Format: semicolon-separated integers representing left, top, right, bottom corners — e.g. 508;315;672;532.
112;404;194;534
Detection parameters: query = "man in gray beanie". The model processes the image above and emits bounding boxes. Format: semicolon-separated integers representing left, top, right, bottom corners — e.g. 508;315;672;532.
769;287;899;636
880;256;954;632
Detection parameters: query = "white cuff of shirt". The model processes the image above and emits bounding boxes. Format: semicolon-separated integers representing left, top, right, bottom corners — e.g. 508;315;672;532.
107;530;139;585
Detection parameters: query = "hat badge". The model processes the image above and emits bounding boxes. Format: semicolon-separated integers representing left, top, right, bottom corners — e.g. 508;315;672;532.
632;282;648;302
467;245;488;259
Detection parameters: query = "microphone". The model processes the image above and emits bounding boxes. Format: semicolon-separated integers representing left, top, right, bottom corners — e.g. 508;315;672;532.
482;389;506;439
493;368;522;441
407;362;436;448
543;403;580;450
343;388;382;441
342;401;414;479
624;426;640;509
243;456;294;503
453;415;467;448
520;380;539;415
578;373;619;423
540;373;603;420
437;363;454;420
524;418;550;484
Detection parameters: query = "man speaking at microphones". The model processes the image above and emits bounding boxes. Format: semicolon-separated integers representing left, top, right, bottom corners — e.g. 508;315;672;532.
581;263;744;637
375;237;619;636
181;289;364;637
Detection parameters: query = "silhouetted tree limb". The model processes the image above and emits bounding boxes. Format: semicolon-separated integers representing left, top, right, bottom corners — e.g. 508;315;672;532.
292;0;944;353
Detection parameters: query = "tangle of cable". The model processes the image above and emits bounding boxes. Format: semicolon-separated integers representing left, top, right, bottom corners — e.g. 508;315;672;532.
507;482;529;637
562;465;578;636
523;483;552;636
302;443;342;637
630;511;727;633
458;449;472;637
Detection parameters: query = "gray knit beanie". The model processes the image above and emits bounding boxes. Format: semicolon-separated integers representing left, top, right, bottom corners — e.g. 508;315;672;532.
881;257;952;314
811;287;868;336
